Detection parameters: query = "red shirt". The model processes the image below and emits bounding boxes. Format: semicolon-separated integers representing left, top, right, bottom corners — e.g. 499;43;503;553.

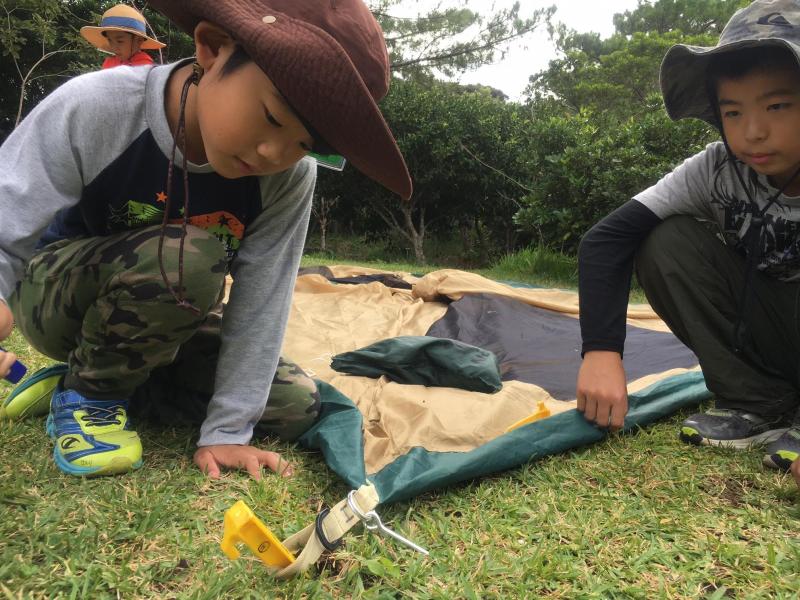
101;51;154;69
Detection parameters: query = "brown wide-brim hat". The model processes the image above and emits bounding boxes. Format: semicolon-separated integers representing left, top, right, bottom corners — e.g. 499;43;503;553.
148;0;412;200
660;0;800;128
80;4;166;51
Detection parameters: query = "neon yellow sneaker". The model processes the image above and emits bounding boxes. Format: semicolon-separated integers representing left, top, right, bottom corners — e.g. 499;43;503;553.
46;383;142;477
0;364;68;419
763;426;800;471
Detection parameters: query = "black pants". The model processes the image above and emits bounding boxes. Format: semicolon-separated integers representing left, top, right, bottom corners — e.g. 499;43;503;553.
636;216;800;417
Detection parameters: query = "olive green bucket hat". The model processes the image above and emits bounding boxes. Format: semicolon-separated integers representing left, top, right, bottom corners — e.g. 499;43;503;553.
661;0;800;127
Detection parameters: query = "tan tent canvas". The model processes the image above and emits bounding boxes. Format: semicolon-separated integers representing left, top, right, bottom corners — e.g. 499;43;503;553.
287;267;709;503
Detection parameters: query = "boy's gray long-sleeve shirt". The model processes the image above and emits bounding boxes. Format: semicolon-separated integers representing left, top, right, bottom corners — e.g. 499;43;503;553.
0;61;315;447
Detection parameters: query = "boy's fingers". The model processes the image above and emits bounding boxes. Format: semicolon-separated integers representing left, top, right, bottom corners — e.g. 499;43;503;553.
195;448;221;478
594;399;612;429
576;393;586;412
791;459;800;487
193;446;294;480
0;351;15;378
609;399;626;431
583;396;598;422
274;454;294;478
0;302;13;339
257;449;293;477
244;454;263;481
255;449;278;471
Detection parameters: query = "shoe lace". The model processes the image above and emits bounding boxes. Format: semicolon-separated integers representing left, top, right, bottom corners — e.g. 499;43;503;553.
81;405;124;427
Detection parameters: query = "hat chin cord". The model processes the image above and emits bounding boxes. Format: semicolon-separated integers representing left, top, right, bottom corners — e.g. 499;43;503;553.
157;64;205;316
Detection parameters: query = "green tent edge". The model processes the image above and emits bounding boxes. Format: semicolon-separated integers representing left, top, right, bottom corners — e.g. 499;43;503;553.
297;371;711;504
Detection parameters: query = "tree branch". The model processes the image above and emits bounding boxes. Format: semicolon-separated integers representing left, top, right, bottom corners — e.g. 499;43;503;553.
16;48;74;127
459;141;534;193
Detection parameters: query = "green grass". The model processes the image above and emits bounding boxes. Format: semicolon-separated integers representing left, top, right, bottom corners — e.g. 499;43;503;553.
2;259;799;598
489;246;579;289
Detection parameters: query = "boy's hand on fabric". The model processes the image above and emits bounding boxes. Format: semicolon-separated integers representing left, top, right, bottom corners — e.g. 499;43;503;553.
576;350;628;431
194;444;294;480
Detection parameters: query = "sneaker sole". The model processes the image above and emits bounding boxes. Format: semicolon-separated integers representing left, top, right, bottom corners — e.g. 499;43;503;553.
0;364;68;419
680;426;789;449
51;447;143;477
763;450;798;471
46;413;143;477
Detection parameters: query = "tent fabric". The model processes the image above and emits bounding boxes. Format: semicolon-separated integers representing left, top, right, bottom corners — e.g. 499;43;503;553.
280;267;710;504
412;269;662;322
298;266;413;289
330;274;414;289
300;372;711;504
426;293;698;400
297;265;336;279
331;336;503;393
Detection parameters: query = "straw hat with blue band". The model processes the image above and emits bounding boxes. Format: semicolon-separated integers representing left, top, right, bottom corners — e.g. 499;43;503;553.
147;0;413;200
80;4;166;51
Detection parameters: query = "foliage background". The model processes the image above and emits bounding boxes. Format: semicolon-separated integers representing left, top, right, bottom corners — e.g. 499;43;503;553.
0;0;750;264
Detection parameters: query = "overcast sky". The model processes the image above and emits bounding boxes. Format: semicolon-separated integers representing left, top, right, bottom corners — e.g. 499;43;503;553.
393;0;643;100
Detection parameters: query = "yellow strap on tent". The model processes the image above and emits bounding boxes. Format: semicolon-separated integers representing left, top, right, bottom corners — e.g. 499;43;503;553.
220;482;381;578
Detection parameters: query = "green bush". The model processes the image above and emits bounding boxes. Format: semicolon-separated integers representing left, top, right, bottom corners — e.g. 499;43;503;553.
514;106;714;253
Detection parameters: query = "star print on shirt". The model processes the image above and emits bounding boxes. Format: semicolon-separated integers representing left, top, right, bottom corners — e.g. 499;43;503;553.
155;191;167;203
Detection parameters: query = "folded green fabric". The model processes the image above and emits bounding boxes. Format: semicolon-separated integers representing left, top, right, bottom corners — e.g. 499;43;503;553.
331;336;502;393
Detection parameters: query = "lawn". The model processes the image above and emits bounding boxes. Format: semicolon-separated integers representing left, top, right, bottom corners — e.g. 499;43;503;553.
1;258;798;598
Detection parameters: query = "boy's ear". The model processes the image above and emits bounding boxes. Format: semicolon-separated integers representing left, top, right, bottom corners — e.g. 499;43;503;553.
194;21;234;70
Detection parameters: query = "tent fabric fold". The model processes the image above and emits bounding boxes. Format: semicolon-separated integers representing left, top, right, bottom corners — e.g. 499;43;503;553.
331;336;503;393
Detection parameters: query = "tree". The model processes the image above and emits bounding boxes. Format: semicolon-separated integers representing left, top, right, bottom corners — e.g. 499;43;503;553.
613;0;748;36
1;0;87;135
513;109;713;252
530;29;715;118
0;0;193;139
311;193;338;253
526;0;746;117
371;0;555;79
314;77;535;264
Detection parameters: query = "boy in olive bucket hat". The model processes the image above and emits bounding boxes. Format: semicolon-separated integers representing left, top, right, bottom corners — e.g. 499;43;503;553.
0;0;411;479
80;4;166;69
576;0;800;483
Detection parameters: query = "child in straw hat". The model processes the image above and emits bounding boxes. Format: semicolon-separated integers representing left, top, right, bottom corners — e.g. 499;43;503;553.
0;0;411;480
80;4;165;69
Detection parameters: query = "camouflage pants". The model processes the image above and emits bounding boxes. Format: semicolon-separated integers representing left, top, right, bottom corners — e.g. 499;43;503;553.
9;225;319;441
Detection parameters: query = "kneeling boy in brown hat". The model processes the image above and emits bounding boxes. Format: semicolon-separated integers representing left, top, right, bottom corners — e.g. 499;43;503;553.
0;0;411;479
